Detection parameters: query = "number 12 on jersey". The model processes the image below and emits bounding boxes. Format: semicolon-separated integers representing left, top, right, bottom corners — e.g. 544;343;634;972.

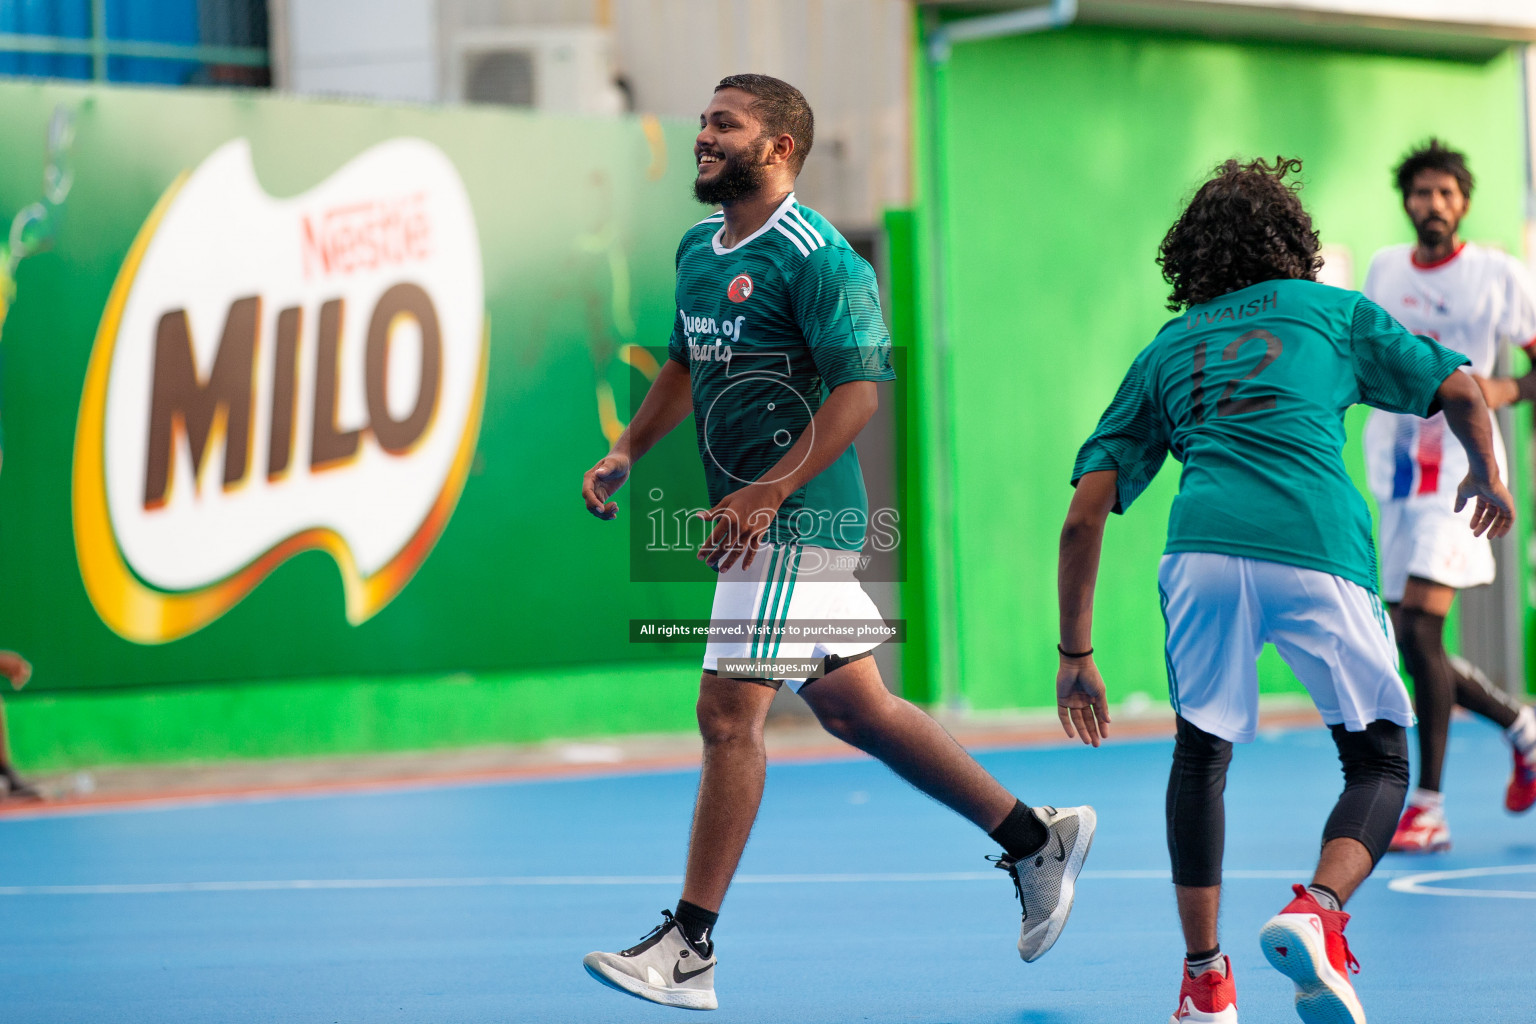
1190;328;1283;422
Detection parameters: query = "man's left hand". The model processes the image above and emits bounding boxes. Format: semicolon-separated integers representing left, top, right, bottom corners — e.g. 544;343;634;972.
1057;655;1111;748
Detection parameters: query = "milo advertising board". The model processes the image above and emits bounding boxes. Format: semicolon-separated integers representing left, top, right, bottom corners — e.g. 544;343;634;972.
0;81;708;690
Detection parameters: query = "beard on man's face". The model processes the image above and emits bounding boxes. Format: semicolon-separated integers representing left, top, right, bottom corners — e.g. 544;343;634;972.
694;145;769;206
1412;210;1458;247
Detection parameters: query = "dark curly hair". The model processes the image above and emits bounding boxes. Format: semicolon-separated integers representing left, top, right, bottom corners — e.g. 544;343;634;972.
1157;156;1322;311
1394;138;1473;202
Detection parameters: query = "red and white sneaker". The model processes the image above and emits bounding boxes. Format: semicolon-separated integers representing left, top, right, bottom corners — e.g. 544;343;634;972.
1169;955;1238;1023
1259;885;1364;1024
1387;804;1450;853
1506;749;1536;813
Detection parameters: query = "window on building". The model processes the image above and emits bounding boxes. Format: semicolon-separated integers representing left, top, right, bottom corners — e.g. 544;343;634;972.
0;0;269;87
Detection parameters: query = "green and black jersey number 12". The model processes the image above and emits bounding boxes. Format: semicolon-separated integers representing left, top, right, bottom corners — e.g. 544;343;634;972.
1190;329;1282;423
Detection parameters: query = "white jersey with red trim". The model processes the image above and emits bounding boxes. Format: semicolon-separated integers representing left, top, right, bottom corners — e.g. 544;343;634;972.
1362;242;1536;504
1364;242;1536;375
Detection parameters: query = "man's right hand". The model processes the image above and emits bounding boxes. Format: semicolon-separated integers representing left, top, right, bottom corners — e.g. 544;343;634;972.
582;454;632;520
1454;471;1515;539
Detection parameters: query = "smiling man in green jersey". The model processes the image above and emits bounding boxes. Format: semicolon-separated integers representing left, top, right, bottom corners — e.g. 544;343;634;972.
578;74;1095;1011
1055;157;1512;1024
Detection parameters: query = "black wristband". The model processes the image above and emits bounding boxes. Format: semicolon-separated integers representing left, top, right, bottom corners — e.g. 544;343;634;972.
1057;643;1093;658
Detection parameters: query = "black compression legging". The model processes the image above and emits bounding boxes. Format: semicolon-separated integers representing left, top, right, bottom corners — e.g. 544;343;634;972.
1395;605;1523;792
1166;716;1409;888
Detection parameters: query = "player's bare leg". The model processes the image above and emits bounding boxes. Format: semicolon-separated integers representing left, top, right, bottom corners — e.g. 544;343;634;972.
1311;837;1372;902
1260;722;1406;1024
0;697;38;801
582;674;773;1011
800;655;1096;962
1175;884;1220;954
0;651;37;801
799;656;1015;828
1170;885;1236;1023
1165;717;1238;1022
679;674;778;911
1259;839;1374;1024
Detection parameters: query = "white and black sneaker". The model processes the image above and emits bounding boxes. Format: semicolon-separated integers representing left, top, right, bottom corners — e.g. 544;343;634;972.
990;804;1097;962
583;911;718;1010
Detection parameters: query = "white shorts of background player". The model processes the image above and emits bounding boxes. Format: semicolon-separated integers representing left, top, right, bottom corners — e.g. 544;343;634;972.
1159;552;1415;744
1364;407;1507;603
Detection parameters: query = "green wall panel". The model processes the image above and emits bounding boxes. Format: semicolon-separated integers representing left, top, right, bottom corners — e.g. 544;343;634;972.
7;660;701;772
920;27;1528;711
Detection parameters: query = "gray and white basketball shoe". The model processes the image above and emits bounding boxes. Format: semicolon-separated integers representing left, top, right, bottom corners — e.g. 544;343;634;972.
991;804;1097;962
583;911;718;1010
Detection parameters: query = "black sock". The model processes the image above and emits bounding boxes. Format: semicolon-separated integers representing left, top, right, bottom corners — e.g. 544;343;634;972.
990;800;1050;859
1186;947;1225;977
674;899;718;955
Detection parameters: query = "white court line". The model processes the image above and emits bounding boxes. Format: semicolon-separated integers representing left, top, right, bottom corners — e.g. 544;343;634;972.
0;868;1340;896
1388;863;1536;900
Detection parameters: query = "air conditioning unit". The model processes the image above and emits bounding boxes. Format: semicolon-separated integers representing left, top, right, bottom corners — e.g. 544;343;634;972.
446;25;625;114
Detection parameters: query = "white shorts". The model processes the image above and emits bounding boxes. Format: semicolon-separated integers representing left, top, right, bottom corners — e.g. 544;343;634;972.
1159;552;1414;743
1364;408;1502;602
702;542;886;691
1376;498;1495;602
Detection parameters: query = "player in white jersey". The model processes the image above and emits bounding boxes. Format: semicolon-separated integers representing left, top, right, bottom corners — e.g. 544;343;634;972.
1362;139;1536;852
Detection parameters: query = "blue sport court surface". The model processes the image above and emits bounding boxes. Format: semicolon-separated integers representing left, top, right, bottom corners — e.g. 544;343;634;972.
2;717;1533;1023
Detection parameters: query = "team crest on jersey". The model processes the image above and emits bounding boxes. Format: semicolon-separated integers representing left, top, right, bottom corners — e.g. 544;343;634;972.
727;274;753;303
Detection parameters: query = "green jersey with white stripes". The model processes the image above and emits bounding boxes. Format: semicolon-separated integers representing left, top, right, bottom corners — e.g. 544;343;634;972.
667;193;894;551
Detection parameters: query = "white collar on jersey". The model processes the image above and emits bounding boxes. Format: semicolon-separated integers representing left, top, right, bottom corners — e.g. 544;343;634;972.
711;192;823;256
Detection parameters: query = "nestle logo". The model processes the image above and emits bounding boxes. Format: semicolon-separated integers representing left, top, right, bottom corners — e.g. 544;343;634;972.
301;194;431;279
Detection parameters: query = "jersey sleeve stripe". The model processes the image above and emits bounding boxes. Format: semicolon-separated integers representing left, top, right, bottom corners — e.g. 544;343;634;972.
773;222;811;257
787;207;826;246
779;213;821;250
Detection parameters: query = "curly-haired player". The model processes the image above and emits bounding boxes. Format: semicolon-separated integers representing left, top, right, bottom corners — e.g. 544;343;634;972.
1056;157;1513;1024
1360;139;1536;854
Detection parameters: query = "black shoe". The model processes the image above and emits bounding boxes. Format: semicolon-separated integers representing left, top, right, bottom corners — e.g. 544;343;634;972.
2;769;42;802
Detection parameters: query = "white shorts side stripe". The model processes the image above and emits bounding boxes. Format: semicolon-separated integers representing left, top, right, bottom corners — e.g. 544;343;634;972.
771;547;803;657
750;546;785;658
703;542;886;690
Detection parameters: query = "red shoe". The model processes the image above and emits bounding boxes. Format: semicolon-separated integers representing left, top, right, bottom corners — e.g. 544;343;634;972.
1169;955;1237;1023
1507;749;1536;813
1259;885;1364;1024
1387;803;1450;853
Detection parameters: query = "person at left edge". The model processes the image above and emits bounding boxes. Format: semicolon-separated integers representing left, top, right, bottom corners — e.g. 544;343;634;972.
578;73;1098;1012
0;344;37;802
